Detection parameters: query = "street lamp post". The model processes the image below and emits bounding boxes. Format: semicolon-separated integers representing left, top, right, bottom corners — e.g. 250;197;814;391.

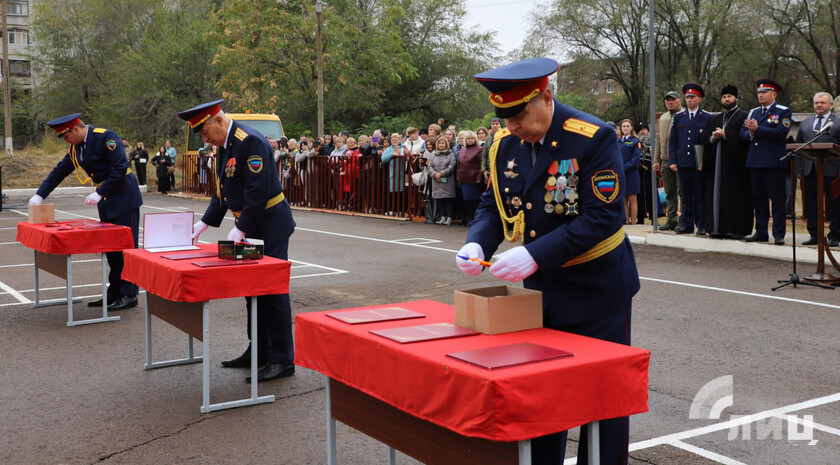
316;0;324;139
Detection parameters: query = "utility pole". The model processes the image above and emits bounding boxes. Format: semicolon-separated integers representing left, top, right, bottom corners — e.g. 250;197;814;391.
315;0;324;139
1;0;13;155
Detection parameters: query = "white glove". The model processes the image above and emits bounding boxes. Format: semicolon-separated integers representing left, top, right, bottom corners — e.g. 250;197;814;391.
192;221;209;244
227;226;246;243
456;242;485;276
84;191;102;205
489;246;538;282
29;194;43;205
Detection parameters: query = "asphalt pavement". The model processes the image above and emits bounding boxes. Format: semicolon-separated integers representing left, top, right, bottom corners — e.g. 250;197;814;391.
0;190;838;465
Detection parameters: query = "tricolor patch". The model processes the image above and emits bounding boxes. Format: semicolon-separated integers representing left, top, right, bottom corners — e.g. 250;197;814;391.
591;169;619;203
106;139;117;151
782;118;791;128
247;155;263;173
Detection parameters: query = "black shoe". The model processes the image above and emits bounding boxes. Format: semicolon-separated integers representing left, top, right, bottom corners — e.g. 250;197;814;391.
221;347;265;368
802;237;818;246
744;233;769;243
675;226;693;235
830;238;840;247
110;295;138;310
659;222;677;231
88;296;119;307
696;228;706;236
774;237;786;246
246;363;295;382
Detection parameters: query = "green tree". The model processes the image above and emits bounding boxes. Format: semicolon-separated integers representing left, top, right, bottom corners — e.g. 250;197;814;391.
211;0;416;134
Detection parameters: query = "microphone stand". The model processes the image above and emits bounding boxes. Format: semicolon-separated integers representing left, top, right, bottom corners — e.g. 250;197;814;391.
773;126;835;290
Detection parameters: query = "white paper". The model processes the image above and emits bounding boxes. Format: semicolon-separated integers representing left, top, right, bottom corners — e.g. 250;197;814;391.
143;212;199;252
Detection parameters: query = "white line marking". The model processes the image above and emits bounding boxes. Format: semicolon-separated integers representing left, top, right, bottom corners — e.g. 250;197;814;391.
389;238;443;245
629;392;840;451
670;440;748;465
775;413;840;437
0;241;20;246
291;271;348;280
296;227;459;254
289;258;347;274
141;205;193;212
54;208;99;221
0;280;31;304
7;209;28;217
641;276;840;310
0;227;19;230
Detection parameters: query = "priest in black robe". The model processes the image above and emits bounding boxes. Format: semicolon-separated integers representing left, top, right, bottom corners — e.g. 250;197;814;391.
704;85;753;238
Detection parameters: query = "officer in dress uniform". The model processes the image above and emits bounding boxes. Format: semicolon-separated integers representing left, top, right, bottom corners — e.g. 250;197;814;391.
181;100;296;382
29;113;142;310
739;78;792;245
456;58;640;465
669;83;714;235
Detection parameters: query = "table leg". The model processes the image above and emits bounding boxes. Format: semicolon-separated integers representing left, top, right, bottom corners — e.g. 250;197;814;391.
587;421;600;465
327;379;337;465
250;297;258;400
202;302;211;413
517;439;531;465
33;250;39;306
65;254;119;327
144;294;202;370
388;446;396;464
31;251;83;309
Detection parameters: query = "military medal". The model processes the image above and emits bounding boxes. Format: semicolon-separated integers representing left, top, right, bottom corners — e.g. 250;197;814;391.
566;189;578;202
544;192;553;203
507;159;517;170
547;176;556;187
554;203;565;214
544;203;554;213
567;202;579;215
225;158;236;177
557;175;567;188
568;175;578;188
555;190;565;202
511;196;522;208
504;170;520;178
548;160;559;175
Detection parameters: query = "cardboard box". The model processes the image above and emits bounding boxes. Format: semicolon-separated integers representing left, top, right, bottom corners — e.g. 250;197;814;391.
454;286;543;335
28;203;55;224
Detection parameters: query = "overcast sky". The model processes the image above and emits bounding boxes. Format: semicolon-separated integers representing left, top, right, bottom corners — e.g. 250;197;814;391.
463;0;535;56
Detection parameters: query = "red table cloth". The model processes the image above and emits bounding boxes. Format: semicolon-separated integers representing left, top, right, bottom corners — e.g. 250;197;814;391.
296;300;650;442
17;221;134;255
122;244;290;302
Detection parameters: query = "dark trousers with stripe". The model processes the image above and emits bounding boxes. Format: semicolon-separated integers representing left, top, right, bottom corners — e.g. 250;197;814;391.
678;167;704;230
102;208;139;298
244;234;294;365
749;168;786;239
531;303;632;465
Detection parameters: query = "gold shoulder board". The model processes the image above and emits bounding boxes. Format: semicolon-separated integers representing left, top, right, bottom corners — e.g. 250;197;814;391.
93;128;107;134
235;128;248;141
563;119;599;138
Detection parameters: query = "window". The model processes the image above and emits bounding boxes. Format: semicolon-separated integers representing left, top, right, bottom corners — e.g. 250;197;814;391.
9;60;30;77
606;82;614;94
7;2;29;16
591;83;599;95
8;29;29;45
621;61;629;72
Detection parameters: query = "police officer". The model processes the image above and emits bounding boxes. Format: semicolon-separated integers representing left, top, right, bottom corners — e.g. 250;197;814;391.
29;113;142;310
739;79;792;245
180;100;296;382
669;83;714;235
456;58;640;465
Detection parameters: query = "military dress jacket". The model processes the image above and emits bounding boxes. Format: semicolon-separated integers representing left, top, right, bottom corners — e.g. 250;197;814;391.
36;125;143;220
201;121;295;241
668;108;713;168
738;102;792;169
466;100;640;327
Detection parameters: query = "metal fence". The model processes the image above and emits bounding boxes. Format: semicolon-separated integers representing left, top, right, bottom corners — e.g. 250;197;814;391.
182;154;427;220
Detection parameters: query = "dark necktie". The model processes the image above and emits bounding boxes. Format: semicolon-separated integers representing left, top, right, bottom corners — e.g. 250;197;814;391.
689;112;694;121
532;142;541;165
762;107;767;117
815;115;824;132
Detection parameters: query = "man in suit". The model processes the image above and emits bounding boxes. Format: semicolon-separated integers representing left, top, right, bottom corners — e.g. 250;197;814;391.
739;78;792;245
456;58;640;465
795;92;840;247
29;113;142;310
183;100;296;382
669;83;714;235
654;91;684;230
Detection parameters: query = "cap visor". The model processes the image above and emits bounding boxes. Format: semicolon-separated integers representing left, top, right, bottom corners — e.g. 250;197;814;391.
495;103;527;119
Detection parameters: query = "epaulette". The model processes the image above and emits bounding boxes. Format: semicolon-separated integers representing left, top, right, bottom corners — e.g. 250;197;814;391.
234;128;248;141
93;128;107;134
563;118;599;138
776;104;789;110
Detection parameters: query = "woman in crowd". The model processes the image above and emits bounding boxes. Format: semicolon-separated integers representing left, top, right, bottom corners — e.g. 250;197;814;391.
129;141;148;186
420;137;437;223
151;145;172;194
330;137;348;157
456;130;483;226
475;127;489;147
618;118;641;224
323;134;334;154
380;133;406;214
429;136;456;225
339;138;361;210
444;127;459;158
